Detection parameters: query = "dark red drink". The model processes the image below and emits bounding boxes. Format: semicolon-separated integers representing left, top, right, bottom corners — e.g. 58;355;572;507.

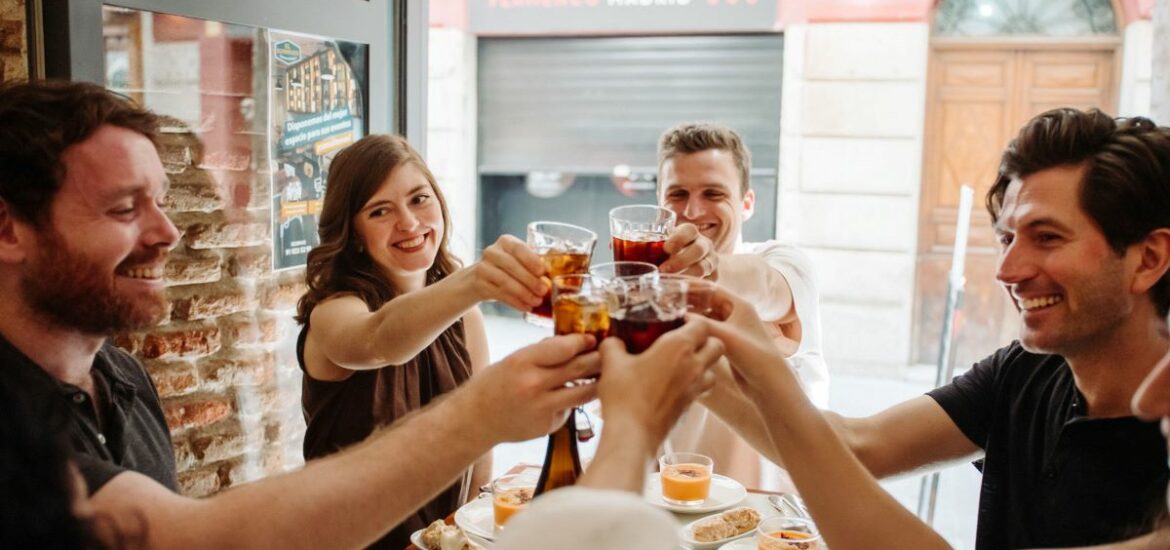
612;234;668;266
612;303;684;354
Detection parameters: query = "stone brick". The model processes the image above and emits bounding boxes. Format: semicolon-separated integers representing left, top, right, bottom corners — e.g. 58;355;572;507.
169;283;257;321
221;312;278;346
200;350;275;387
134;322;221;360
197;147;252;172
233;383;277;419
225;458;262;487
227;247;271;277
189;426;247;463
165;251;222;286
157;115;193;134
158;142;193;174
143;360;200;398
260;278;306;311
158;132;204;160
177;465;221;497
185;219;268;249
172;437;196;471
201;168;251;191
164;396;232;432
199;93;251;134
0;20;21;52
165;180;227;213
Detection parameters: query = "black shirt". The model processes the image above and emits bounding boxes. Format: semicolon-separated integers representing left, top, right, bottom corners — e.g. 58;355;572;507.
929;342;1167;549
0;334;178;494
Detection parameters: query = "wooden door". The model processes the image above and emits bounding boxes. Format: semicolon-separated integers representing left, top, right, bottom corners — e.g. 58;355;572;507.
913;43;1117;369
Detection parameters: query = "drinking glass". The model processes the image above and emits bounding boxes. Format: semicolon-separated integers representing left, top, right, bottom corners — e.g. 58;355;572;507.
589;261;657;282
606;275;688;354
526;221;597;326
756;517;822;550
492;474;536;529
609;205;676;266
658;452;713;506
646;273;717;317
552;274;611;343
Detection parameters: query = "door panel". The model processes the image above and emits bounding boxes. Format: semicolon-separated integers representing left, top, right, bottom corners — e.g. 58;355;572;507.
913;46;1116;368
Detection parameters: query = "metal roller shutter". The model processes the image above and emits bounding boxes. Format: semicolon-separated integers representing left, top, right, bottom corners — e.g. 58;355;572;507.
476;34;783;245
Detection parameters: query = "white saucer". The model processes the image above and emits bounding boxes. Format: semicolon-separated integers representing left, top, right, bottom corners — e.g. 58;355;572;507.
410;528;426;549
642;473;747;514
410;526;490;550
678;509;758;549
718;537;757;550
453;495;497;542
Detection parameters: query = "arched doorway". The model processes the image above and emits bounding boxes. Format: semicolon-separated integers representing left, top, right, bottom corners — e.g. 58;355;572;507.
912;0;1122;368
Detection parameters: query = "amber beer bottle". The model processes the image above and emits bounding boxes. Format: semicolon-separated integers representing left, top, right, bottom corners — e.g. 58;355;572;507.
534;410;583;495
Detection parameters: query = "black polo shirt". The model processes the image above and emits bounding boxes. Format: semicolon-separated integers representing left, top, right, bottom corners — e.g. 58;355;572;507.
0;334;178;494
929;341;1167;549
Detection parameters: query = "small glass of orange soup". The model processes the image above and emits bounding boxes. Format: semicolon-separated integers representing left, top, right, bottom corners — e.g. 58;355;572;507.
658;452;713;506
492;474;535;529
756;516;821;550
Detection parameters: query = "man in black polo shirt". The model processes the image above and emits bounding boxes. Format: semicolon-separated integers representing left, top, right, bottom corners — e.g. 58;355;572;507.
0;80;724;549
703;108;1170;549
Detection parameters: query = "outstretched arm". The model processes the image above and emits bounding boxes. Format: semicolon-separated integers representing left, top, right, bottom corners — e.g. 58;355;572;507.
660;224;796;323
305;235;546;378
580;321;723;493
705;289;972;550
90;334;602;550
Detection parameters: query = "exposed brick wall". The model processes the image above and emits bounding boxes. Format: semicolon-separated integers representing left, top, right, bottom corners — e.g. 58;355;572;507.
111;35;307;497
0;0;27;83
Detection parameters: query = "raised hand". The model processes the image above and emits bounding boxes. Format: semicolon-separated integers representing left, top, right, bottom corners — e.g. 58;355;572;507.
660;223;718;278
703;287;797;398
597;321;724;445
461;234;548;312
459;334;601;442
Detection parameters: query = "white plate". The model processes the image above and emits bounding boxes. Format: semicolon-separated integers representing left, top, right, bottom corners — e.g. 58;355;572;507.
410;526;489;550
678;509;759;549
453;495;497;542
410;528;428;549
642;473;747;514
718;538;757;550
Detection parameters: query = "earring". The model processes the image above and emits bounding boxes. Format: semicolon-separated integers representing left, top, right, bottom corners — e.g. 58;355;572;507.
356;243;364;254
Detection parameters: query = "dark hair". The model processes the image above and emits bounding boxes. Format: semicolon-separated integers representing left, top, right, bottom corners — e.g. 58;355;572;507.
986;108;1170;316
0;367;105;548
657;122;752;196
296;134;461;323
0;80;159;225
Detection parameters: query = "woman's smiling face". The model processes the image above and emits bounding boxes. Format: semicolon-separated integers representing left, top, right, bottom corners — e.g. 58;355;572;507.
352;162;445;291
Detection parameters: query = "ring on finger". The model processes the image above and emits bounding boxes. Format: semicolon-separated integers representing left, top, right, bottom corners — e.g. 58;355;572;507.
700;257;715;279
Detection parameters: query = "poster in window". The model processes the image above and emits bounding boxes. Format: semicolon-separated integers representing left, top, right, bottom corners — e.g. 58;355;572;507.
269;30;368;270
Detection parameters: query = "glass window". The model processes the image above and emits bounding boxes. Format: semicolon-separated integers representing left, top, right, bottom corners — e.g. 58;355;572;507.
101;7;368;270
933;0;1118;37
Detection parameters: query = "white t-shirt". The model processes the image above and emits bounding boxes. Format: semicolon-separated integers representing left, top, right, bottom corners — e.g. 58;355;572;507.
665;240;830;491
737;240;830;407
493;487;679;550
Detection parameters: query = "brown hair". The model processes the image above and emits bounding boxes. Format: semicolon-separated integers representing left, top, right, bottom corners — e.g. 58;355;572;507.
987;108;1170;316
296;134;461;324
0;80;159;225
657;122;752;196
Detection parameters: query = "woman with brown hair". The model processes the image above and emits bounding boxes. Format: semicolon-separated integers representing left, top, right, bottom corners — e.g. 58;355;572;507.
295;134;547;549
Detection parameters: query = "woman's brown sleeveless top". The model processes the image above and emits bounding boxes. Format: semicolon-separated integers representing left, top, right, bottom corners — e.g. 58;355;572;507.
298;318;473;549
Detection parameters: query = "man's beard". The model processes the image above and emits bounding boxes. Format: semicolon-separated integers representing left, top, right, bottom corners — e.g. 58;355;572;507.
22;227;168;335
